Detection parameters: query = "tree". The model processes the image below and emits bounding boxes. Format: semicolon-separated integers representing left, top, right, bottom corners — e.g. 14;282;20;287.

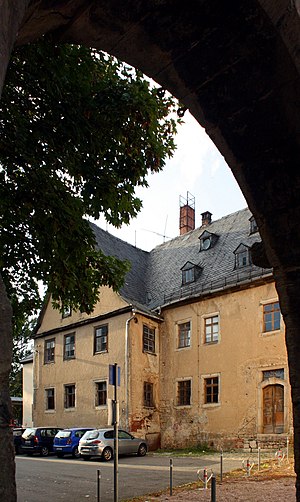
0;38;180;501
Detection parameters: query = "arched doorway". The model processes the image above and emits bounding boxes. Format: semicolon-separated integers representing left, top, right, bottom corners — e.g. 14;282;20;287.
263;384;284;434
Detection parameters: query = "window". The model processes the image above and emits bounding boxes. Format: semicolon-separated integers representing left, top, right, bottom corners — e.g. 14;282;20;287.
143;325;155;353
178;322;191;348
234;244;251;268
177;380;191;406
263;368;284;380
44;338;55;363
204;377;219;404
263;302;280;332
64;384;75;408
204;316;219;343
95;381;107;406
144;382;154;407
199;230;218;251
249;216;259;234
64;333;75;359
45;388;55;410
182;267;194;285
94;325;108;353
62;305;72;318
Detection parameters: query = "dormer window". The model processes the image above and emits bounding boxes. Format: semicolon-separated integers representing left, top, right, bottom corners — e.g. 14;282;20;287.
234;243;252;269
199;230;218;251
181;262;202;285
249;216;258;234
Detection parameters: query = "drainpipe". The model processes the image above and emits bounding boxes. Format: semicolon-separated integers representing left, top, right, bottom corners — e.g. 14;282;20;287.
125;309;136;430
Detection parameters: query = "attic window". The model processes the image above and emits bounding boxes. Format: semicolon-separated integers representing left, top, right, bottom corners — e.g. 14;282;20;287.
249;216;258;234
234;243;252;269
181;261;202;285
199;230;218;251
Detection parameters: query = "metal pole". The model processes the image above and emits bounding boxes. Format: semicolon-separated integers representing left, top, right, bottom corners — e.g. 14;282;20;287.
170;458;173;496
287;437;289;460
220;450;223;483
97;469;101;502
211;476;216;502
258;447;261;472
113;363;119;502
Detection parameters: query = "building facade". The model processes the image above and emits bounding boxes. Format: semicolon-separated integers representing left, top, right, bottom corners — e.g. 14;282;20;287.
32;206;292;450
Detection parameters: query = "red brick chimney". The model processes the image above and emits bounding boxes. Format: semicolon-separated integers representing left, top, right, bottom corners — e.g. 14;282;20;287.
179;192;195;235
201;211;212;226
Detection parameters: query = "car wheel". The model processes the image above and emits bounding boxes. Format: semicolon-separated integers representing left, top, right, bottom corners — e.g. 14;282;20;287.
82;456;91;461
40;446;49;457
56;452;64;458
137;444;147;457
102;447;113;462
72;447;80;459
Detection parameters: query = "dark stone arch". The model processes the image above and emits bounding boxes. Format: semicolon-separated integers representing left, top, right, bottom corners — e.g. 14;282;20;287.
1;0;300;498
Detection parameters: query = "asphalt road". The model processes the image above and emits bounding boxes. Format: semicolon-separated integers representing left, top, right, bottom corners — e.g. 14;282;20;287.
16;453;244;501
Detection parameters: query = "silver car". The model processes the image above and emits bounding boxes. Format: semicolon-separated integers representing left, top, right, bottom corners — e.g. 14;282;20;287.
78;428;148;461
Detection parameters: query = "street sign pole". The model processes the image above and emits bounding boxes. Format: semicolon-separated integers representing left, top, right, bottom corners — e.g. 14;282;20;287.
113;363;119;502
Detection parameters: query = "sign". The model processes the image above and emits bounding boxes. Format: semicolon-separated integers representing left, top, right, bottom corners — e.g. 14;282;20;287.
109;364;121;386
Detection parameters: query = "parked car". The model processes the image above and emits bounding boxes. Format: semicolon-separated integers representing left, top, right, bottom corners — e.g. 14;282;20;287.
78;428;148;461
53;428;94;458
13;428;25;454
21;427;62;456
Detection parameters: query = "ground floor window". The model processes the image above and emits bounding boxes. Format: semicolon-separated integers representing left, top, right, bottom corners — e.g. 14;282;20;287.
144;382;154;407
204;376;219;404
95;381;107;406
177;380;191;406
45;388;55;410
64;384;75;409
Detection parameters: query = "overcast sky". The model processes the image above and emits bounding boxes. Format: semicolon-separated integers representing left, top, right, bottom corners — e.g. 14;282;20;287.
94;111;247;251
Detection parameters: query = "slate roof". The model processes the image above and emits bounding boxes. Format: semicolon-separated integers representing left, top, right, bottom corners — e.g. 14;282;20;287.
91;208;273;312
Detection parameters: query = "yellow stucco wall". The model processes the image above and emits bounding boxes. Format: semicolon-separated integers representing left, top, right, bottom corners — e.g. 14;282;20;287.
160;281;291;449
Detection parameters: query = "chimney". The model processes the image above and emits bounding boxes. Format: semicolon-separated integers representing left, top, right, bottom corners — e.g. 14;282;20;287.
201;211;212;227
179;192;195;235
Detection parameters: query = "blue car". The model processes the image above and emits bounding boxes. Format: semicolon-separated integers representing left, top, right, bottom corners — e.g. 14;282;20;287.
54;428;94;458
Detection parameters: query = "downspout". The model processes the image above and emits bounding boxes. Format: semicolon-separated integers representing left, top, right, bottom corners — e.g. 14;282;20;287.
125;309;136;431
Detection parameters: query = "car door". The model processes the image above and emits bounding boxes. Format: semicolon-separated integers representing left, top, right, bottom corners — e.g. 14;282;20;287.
118;430;136;455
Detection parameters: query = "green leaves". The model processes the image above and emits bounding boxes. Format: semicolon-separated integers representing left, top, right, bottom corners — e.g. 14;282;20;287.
0;39;179;315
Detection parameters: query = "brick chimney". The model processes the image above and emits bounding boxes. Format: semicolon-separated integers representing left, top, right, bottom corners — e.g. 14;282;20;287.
179;192;195;235
201;211;212;226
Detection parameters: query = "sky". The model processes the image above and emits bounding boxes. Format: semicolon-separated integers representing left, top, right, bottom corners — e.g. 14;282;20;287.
94;111;247;252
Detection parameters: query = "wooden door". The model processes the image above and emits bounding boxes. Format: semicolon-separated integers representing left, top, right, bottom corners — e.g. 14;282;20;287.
263;385;284;434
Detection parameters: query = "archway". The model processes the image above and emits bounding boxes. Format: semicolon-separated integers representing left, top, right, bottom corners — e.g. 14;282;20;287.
1;0;300;498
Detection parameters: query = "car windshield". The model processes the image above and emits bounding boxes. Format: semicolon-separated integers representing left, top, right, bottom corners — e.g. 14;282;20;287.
56;430;72;438
22;428;36;439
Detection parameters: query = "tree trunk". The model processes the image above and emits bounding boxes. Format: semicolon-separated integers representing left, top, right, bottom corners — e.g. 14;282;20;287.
0;274;15;501
0;0;30;94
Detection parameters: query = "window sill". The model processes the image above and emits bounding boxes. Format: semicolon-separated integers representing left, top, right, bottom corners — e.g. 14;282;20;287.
95;405;107;410
203;341;219;346
174;404;192;409
176;345;191;351
45;409;56;413
44;361;55;365
262;330;281;337
143;350;156;356
63;357;76;361
64;407;76;412
94;350;108;355
202;402;221;409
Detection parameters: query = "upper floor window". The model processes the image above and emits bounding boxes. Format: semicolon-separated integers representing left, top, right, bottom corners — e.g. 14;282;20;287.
177;380;191;406
263;368;284;381
178;321;191;348
64;333;75;360
234;243;251;269
45;388;55;410
199;230;218;251
94;325;108;354
44;338;55;364
249;215;259;234
204;376;219;404
144;382;154;408
204;315;219;344
263;302;281;332
95;381;107;406
62;305;72;318
143;325;155;354
64;384;75;408
181;261;202;286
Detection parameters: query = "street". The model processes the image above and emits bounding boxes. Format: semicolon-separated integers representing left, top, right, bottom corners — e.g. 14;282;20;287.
16;453;243;501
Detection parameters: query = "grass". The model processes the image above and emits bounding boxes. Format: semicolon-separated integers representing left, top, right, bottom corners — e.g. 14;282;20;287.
153;443;216;456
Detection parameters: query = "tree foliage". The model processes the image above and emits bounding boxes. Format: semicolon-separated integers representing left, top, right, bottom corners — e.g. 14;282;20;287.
0;39;179;316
